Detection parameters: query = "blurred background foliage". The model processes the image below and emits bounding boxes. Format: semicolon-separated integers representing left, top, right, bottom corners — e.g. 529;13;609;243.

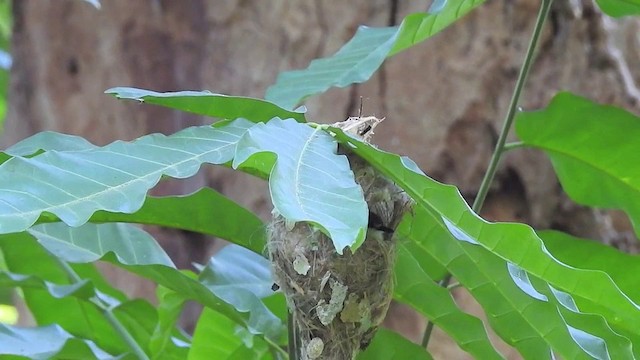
0;0;12;323
0;0;11;132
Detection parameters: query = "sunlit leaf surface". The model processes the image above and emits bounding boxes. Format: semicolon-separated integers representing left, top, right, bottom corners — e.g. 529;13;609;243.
234;118;367;253
330;126;638;358
106;87;305;123
266;0;485;109
0;118;254;234
516;92;640;237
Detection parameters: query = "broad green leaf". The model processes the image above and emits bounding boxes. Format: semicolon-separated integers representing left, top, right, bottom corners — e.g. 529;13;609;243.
110;299;159;357
6;131;97;156
29;222;175;267
199;245;274;299
540;230;640;303
27;222;284;340
189;308;241;359
0;271;95;300
515;92;640;237
541;230;640;356
233;118;367;253
0;232;133;355
89;188;266;254
358;329;433;360
0;324;117;360
149;286;188;360
1;130;97;165
540;281;635;359
398;211;581;359
330;127;639;358
595;0;640;16
394;245;504;359
265;1;484;109
508;263;632;359
189;308;269;360
106;87;305;123
3;131;266;252
0;118;254;235
199;244;285;339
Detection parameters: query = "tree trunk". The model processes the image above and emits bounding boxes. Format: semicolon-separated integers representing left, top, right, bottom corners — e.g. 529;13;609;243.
3;0;638;356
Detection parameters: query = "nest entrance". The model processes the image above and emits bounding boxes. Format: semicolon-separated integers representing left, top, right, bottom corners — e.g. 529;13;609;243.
267;117;412;359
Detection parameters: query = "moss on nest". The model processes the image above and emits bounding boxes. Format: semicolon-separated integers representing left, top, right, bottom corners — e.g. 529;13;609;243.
267;117;412;360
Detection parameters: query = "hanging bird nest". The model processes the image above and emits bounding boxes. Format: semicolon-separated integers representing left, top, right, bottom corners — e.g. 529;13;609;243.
268;117;413;359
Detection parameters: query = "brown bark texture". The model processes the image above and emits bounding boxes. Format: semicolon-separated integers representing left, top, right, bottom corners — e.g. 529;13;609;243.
2;0;639;358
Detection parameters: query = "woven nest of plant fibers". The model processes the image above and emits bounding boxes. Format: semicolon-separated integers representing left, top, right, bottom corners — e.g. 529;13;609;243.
268;117;412;359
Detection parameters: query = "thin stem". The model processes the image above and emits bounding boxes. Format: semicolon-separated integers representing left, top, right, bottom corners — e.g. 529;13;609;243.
287;312;298;360
264;335;290;359
503;141;525;152
421;0;553;349
472;0;553;212
54;257;151;360
421;320;436;348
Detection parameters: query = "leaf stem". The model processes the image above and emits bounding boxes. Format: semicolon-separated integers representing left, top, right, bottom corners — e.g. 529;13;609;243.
264;334;290;359
420;0;553;349
472;0;552;212
287;312;298;360
54;256;151;360
502;141;525;152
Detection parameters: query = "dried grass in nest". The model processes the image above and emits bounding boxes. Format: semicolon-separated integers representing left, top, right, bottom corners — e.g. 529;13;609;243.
267;116;412;360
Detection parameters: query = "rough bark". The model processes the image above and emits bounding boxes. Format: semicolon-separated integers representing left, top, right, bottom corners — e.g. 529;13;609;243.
3;0;639;357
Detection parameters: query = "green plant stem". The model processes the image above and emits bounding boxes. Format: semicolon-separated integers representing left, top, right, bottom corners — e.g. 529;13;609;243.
264;335;290;359
54;257;151;360
287;312;297;360
421;0;553;349
472;0;552;212
502;141;525;152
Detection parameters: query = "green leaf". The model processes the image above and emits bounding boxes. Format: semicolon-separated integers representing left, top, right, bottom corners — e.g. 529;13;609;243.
539;281;635;360
0;272;95;300
595;0;640;17
199;244;285;339
541;230;640;356
330;127;639;358
199;245;274;299
89;188;266;254
358;329;433;360
516;92;640;238
0;118;254;235
106;87;306;123
1;131;97;165
6;131;98;156
110;299;159;357
27;222;284;340
265;1;485;109
0;324;117;360
29;222;175;267
189;308;269;360
0;232;132;355
398;211;580;359
233;118;367;253
394;245;504;359
149;286;188;360
540;230;640;303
